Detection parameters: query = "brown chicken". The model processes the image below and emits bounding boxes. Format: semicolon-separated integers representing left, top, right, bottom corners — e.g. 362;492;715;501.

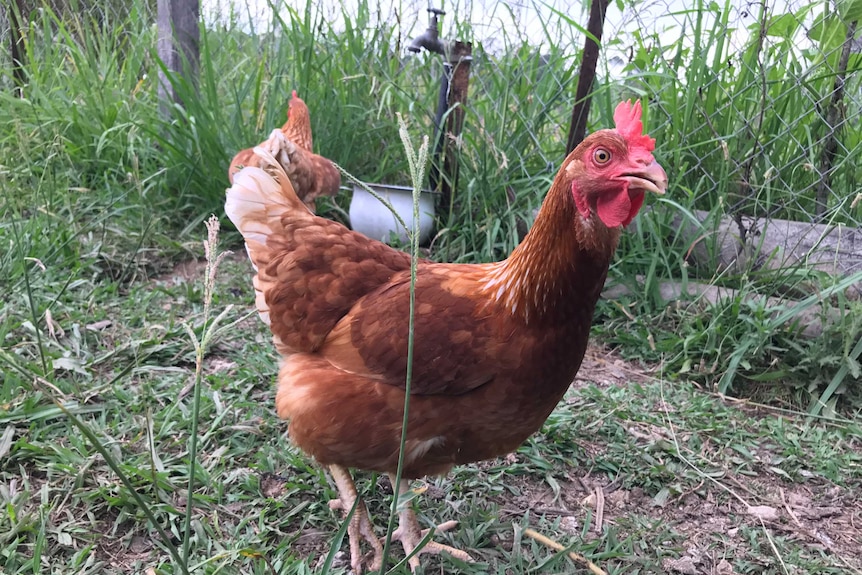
228;90;340;211
224;100;667;573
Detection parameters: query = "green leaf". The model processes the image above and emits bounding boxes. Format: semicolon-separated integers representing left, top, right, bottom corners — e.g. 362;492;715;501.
0;426;15;460
837;0;862;23
52;357;90;378
652;487;670;508
808;14;847;53
846;356;861;379
765;13;800;38
769;466;792;479
746;370;790;382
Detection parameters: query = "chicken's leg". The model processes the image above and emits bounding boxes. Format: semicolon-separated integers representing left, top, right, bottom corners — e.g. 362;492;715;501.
328;464;383;574
388;474;475;572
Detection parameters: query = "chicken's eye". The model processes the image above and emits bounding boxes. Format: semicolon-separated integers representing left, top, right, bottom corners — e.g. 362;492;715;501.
593;148;612;164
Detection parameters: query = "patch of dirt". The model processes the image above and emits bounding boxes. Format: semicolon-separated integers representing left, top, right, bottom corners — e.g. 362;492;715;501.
575;344;655;388
498;470;862;575
608;476;860;572
490;458;862;574
151;255;208;287
476;345;862;573
95;519;155;573
151;249;249;288
259;471;291;498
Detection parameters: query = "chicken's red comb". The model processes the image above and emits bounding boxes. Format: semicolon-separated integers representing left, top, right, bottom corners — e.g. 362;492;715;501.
614;100;655;152
288;90;300;117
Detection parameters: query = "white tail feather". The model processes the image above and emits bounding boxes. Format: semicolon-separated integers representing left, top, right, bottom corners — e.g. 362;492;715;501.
224;147;308;328
225;147;304;217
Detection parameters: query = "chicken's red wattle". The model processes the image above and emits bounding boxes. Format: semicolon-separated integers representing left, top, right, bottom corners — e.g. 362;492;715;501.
596;187;645;228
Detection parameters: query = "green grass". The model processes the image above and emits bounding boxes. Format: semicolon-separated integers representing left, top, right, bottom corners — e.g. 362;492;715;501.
1;250;860;572
2;0;862;572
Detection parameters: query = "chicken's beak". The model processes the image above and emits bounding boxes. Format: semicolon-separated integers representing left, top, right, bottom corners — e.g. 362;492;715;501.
621;160;668;196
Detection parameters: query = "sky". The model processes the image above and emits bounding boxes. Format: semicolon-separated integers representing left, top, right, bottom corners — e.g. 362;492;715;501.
200;0;811;73
201;0;801;43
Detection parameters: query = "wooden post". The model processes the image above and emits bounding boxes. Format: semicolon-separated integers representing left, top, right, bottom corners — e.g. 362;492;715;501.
157;0;199;115
9;0;27;96
815;21;857;220
438;40;472;218
565;0;610;154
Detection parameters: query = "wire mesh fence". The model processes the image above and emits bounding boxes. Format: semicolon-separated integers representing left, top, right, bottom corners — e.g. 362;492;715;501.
398;0;862;232
472;1;861;237
629;0;862;223
459;0;862;281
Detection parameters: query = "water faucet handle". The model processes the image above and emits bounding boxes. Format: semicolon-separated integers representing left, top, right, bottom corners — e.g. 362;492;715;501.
427;7;445;16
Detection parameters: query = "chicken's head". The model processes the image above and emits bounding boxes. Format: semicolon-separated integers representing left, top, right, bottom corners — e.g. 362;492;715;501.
287;90;309;120
567;100;668;228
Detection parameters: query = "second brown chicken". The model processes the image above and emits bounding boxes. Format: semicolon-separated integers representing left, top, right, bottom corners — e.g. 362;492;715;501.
228;90;340;211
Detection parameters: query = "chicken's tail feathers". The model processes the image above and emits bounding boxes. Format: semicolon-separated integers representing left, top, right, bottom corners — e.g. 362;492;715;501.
225;145;308;223
224;148;308;329
256;143;308;209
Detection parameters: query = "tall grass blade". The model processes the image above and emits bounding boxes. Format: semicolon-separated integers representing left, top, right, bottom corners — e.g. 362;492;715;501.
181;215;232;564
378;116;429;574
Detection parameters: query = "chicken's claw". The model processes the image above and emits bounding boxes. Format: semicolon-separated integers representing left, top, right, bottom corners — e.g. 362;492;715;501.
388;476;476;572
259;129;296;173
390;509;475;571
328;465;384;574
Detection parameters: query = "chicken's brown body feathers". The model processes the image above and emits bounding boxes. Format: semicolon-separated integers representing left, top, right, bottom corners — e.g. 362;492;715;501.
279;152;341;210
255;215;413;354
278;254;602;477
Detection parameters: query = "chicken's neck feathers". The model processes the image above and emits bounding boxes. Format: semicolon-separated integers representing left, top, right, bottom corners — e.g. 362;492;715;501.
283;114;313;152
485;177;620;325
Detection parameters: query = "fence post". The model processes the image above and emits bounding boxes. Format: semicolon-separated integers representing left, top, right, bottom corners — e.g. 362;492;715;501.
815;20;857;220
438;41;472;219
157;0;199;116
9;0;27;97
565;0;610;154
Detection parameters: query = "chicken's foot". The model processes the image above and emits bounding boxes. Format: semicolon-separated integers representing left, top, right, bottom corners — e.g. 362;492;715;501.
259;129;296;174
328;464;383;574
388;475;475;572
